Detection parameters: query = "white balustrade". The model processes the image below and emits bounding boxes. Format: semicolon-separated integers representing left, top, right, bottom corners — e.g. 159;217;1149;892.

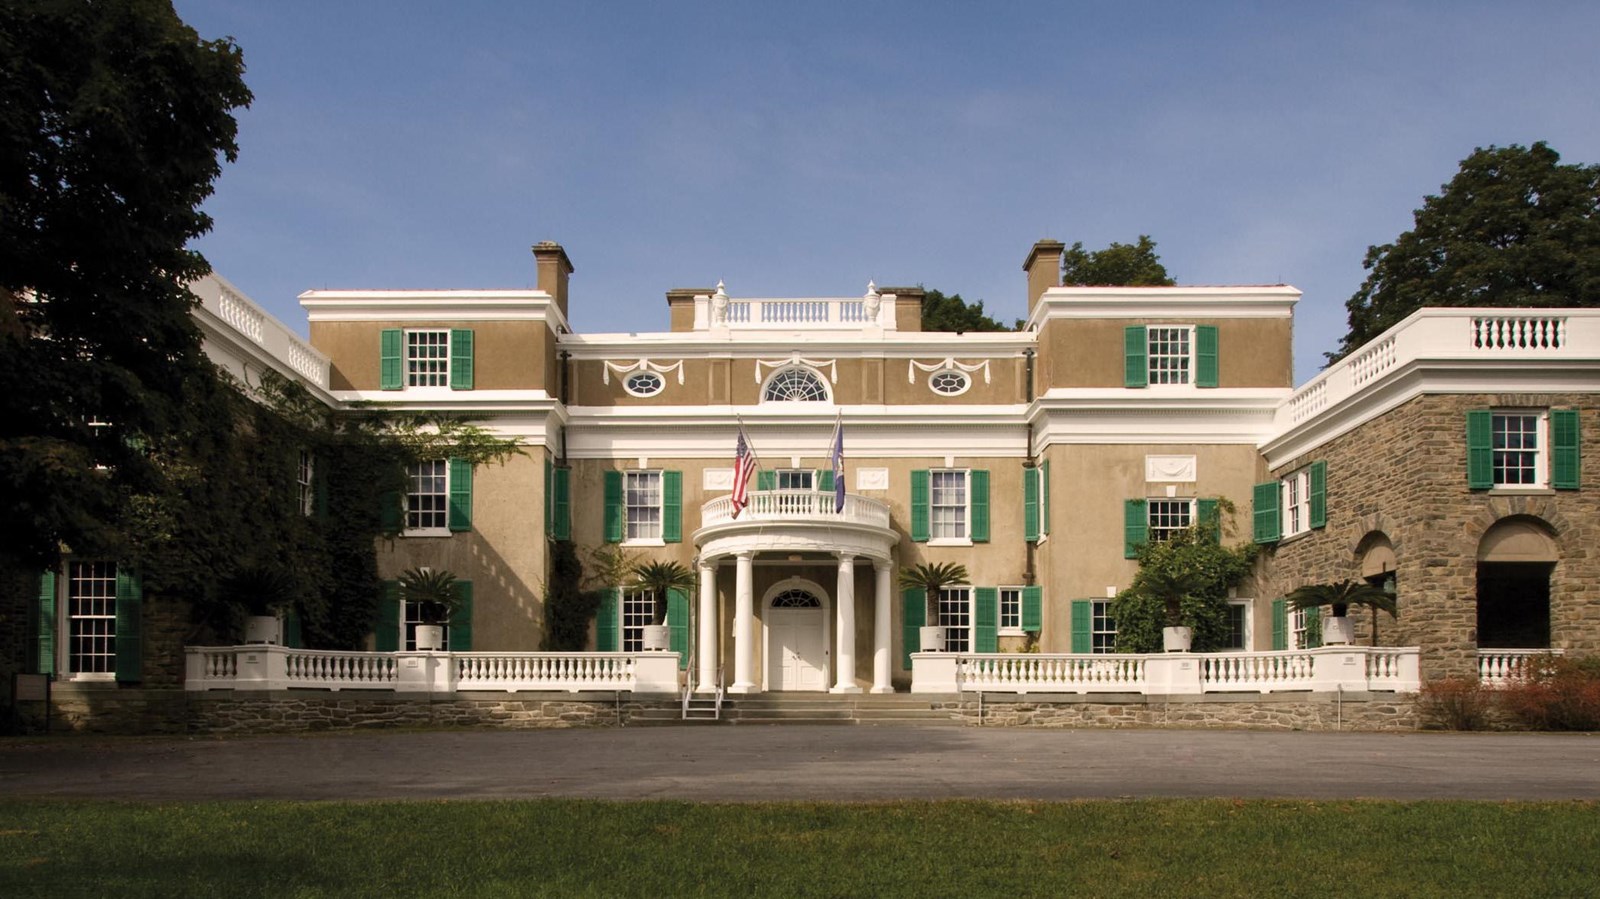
455;652;637;692
960;654;1146;693
1477;648;1561;685
1471;315;1563;350
701;490;891;529
284;648;398;688
1201;650;1316;692
717;298;884;329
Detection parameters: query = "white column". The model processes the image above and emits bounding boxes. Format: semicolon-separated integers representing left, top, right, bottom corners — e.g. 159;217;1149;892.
730;551;757;693
871;559;893;693
696;558;718;693
831;555;862;693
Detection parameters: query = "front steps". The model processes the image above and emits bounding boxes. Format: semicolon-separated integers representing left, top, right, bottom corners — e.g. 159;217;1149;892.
630;694;960;726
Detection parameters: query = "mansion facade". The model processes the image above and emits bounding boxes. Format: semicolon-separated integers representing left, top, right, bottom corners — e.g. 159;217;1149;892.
27;240;1600;702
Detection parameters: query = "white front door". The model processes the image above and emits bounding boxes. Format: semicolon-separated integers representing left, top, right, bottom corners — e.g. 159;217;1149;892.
768;607;827;691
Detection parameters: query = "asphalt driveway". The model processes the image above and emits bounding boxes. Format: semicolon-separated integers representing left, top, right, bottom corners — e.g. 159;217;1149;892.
3;726;1597;802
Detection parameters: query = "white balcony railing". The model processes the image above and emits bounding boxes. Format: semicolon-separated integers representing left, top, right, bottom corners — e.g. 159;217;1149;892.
914;647;1422;695
1477;648;1562;686
724;298;870;327
190;274;332;389
700;490;892;529
1277;309;1600;430
185;645;679;694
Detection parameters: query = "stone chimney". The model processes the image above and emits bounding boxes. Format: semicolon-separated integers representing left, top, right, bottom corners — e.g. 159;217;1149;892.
1023;239;1065;315
531;241;574;318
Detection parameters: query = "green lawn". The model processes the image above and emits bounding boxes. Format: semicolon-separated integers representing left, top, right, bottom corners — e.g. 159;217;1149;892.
1;799;1594;897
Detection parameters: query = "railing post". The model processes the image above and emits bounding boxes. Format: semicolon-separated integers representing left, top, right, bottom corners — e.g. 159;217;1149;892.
1144;654;1203;695
395;651;448;693
233;644;290;690
184;648;208;690
633;651;679;694
1310;647;1369;691
910;652;960;693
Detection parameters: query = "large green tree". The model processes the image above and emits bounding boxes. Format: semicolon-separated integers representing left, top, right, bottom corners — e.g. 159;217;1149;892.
1061;236;1175;287
1333;142;1600;362
919;288;1012;332
0;0;252;570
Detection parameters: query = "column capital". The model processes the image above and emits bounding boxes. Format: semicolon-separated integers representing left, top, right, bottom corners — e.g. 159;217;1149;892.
872;558;892;572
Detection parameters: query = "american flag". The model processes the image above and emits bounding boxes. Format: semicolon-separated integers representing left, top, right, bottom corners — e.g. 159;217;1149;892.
730;429;757;518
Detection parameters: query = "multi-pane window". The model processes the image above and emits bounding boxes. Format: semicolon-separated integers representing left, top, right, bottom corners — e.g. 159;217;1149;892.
406;460;449;531
1147;499;1192;542
619;588;654;652
999;587;1023;633
68;562;117;674
938;587;971;653
401;601;449;651
298;451;315;517
775;469;814;490
930;470;968;540
405;330;450;387
1091;600;1116;654
1292;607;1316;650
1282;469;1311;537
1493;413;1541;486
625;471;663;541
1223;602;1250;651
1147;327;1192;385
762;368;828;402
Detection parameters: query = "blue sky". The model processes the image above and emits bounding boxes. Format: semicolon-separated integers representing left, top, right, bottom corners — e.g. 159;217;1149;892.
175;1;1600;384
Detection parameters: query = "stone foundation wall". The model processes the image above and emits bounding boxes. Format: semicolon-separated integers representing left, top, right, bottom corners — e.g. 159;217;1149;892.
936;692;1419;731
1262;392;1600;678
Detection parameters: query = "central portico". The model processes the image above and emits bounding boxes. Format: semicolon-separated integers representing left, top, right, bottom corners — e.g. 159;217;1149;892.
693;489;899;694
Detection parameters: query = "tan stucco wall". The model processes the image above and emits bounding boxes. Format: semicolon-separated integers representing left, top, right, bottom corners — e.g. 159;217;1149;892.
1038;318;1293;389
310;320;551;392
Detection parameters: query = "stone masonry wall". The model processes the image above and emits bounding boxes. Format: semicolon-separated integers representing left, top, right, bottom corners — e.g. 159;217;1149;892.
935;692;1419;731
1261;393;1600;679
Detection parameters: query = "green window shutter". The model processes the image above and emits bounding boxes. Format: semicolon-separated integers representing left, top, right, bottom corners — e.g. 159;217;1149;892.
1309;460;1328;528
376;581;400;652
449;581;474;651
1271;598;1287;651
544;459;553;533
1466;409;1493;489
910;470;930;542
380;329;403;390
757;470;776;491
1123;325;1148;388
1196;498;1220;543
1041;460;1051;536
596;587;620;652
1023;467;1040;543
603;471;624;543
381;489;401;533
114;569;142;683
901;588;925;670
283;609;304;649
448;457;473;532
1123;499;1147;558
974;587;998;653
36;571;56;676
1303;608;1322;649
1552;409;1581;490
668;586;690;670
552;467;571;540
449;329;474;390
818;469;834;493
970;470;990;543
1071;599;1091;654
662;470;683;544
1252;481;1281;544
1021;586;1043;632
1195;325;1219;388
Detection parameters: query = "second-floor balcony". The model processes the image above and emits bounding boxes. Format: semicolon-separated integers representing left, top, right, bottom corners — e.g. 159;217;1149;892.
701;490;891;530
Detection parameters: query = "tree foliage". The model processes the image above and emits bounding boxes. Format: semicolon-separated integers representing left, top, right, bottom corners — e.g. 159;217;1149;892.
1061;236;1175;287
1109;525;1255;653
897;562;970;623
629;559;695;626
919;288;1013;333
541;540;603;652
0;0;252;572
1333;142;1600;362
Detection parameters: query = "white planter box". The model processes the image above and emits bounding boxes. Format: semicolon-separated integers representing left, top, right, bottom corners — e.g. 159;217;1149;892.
919;626;946;652
244;616;281;645
1322;616;1354;645
641;624;672;651
415;624;445;651
1162;626;1193;652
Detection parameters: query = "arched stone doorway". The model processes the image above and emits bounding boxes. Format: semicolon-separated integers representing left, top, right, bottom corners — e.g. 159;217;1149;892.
1356;532;1398;644
1476;517;1556;649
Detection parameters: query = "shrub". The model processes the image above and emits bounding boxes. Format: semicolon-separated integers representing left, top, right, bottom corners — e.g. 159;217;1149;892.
1418;677;1492;730
1499;655;1600;731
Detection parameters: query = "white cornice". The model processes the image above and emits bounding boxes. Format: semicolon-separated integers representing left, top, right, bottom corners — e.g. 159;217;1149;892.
1027;389;1287;451
1027;285;1299;330
559;330;1035;359
300;290;570;334
333;389;558;411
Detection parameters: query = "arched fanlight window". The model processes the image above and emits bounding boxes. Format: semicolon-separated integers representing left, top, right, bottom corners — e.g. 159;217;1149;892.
770;589;823;608
762;368;829;402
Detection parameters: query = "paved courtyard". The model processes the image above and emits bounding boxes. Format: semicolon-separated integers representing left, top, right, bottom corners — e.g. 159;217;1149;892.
3;727;1599;802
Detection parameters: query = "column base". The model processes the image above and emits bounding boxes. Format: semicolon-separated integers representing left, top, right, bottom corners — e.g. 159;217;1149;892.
829;684;864;694
728;683;758;694
695;684;719;694
870;685;895;694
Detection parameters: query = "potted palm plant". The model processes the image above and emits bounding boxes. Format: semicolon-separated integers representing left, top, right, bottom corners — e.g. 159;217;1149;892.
897;562;969;652
224;563;298;644
630;560;695;652
1140;568;1205;652
1287;579;1398;646
398;567;461;651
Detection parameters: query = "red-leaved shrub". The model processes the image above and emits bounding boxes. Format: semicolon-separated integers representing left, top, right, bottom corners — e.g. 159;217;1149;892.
1498;656;1600;731
1418;677;1492;731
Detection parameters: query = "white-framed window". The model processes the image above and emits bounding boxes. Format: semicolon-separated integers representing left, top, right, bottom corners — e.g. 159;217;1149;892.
1223;600;1253;651
619;587;654;652
1282;468;1311;538
999;586;1024;635
762;368;829;402
930;469;969;542
775;469;814;490
624;371;664;397
938;586;971;653
1091;599;1116;654
67;561;117;676
1291;607;1316;650
401;601;450;651
625;470;663;542
928;370;971;396
1147;499;1192;543
405;460;449;534
298;451;315;517
1493;411;1545;487
1147;326;1193;386
405;330;450;387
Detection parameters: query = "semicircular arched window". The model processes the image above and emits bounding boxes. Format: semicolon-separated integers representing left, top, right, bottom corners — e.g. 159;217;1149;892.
762;368;829;403
770;588;822;608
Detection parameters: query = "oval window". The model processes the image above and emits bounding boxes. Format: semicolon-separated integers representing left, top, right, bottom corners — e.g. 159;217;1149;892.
624;371;664;397
929;370;970;396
